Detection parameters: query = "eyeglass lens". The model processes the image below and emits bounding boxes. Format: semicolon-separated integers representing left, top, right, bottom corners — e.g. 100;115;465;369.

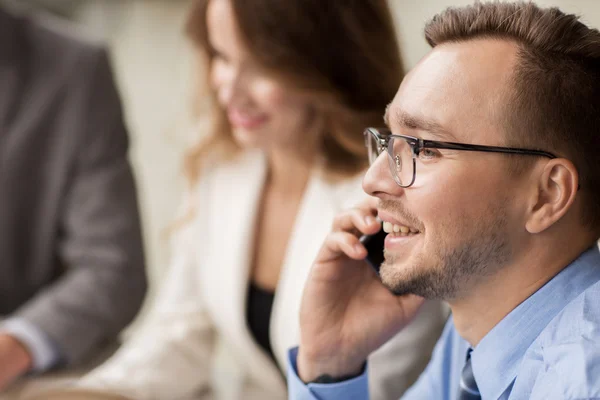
366;131;414;187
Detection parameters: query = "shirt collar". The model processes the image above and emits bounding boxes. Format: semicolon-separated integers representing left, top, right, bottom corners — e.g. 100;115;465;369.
470;245;600;400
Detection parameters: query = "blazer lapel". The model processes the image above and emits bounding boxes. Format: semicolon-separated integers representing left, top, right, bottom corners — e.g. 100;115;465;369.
269;172;339;370
199;151;288;394
270;171;367;372
201;150;266;334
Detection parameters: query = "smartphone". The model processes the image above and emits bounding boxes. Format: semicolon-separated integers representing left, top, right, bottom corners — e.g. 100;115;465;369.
359;226;387;275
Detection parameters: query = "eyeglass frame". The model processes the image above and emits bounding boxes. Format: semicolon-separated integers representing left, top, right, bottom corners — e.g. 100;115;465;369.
364;127;558;188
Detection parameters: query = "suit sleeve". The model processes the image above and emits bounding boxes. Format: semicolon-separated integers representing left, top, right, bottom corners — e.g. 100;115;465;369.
14;48;147;365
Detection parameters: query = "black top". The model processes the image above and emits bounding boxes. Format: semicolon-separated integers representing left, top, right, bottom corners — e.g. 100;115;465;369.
246;282;276;362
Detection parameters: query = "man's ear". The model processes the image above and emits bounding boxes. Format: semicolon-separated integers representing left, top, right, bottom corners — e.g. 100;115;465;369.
525;158;579;234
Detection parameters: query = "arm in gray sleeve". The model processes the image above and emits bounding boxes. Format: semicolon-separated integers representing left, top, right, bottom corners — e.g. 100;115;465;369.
14;48;147;365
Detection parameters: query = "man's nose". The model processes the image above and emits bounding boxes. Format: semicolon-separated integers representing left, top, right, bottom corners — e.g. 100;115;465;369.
363;153;405;198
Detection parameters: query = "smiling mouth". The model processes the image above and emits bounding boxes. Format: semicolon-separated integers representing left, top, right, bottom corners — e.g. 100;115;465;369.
228;109;268;129
382;221;420;237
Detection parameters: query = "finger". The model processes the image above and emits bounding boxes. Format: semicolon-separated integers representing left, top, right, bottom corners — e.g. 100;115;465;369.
356;195;379;213
352;196;380;220
317;231;368;263
331;207;380;236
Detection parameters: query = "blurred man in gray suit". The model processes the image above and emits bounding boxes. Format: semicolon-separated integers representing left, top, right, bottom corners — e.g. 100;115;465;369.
0;4;147;391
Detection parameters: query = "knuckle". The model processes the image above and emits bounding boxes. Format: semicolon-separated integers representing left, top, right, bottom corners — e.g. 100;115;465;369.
331;213;345;228
350;207;362;218
325;231;341;245
348;207;365;224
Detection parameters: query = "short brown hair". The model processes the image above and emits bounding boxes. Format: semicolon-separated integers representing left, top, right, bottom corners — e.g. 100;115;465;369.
425;1;600;233
184;0;403;182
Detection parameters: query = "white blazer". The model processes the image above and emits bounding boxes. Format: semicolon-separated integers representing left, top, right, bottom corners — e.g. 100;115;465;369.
81;150;447;400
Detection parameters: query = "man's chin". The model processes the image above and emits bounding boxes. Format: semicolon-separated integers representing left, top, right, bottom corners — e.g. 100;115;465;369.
379;259;443;299
379;255;415;284
380;273;417;296
379;260;415;295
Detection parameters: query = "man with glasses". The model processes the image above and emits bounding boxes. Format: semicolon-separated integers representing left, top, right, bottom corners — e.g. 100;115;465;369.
287;2;600;399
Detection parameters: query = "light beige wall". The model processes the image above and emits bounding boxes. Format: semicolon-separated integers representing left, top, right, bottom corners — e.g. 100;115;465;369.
391;0;600;69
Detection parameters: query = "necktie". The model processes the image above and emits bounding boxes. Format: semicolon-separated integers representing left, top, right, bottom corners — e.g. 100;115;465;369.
457;348;481;400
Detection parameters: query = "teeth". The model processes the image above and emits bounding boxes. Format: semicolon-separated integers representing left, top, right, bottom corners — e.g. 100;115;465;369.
382;221;419;234
383;221;393;233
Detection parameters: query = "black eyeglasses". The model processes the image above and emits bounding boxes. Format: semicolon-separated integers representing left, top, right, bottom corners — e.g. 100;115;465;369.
364;127;557;188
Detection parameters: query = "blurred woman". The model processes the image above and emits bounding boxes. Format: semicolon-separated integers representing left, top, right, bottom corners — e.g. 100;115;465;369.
80;0;446;399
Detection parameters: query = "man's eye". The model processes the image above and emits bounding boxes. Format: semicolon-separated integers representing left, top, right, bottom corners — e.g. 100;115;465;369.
419;148;441;159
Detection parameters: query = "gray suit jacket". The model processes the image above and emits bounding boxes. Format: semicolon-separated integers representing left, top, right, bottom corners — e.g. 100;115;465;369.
0;7;147;365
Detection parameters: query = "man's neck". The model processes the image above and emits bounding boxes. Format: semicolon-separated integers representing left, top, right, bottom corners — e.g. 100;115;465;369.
449;239;594;347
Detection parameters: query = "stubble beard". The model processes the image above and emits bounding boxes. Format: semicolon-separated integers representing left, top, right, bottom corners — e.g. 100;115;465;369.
380;206;512;301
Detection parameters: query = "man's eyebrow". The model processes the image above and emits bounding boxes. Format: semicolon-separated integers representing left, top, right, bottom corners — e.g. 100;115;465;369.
384;106;456;141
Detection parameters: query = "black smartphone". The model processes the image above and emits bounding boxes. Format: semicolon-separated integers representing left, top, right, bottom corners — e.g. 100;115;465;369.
359;226;387;275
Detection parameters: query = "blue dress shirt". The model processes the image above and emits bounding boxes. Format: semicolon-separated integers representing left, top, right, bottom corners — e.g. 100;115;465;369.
288;246;600;400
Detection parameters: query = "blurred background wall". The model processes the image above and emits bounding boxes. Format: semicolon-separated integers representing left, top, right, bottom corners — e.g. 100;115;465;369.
6;0;600;325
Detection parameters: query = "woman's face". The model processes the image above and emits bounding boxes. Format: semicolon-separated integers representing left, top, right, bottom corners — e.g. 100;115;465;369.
206;0;314;152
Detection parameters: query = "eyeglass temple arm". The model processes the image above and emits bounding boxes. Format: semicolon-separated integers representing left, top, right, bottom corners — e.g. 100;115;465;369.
421;139;557;159
420;139;582;189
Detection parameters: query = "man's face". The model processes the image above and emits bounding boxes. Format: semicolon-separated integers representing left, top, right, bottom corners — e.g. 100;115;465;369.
363;39;530;300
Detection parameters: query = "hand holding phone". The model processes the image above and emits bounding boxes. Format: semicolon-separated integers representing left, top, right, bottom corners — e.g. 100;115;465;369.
298;208;423;382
